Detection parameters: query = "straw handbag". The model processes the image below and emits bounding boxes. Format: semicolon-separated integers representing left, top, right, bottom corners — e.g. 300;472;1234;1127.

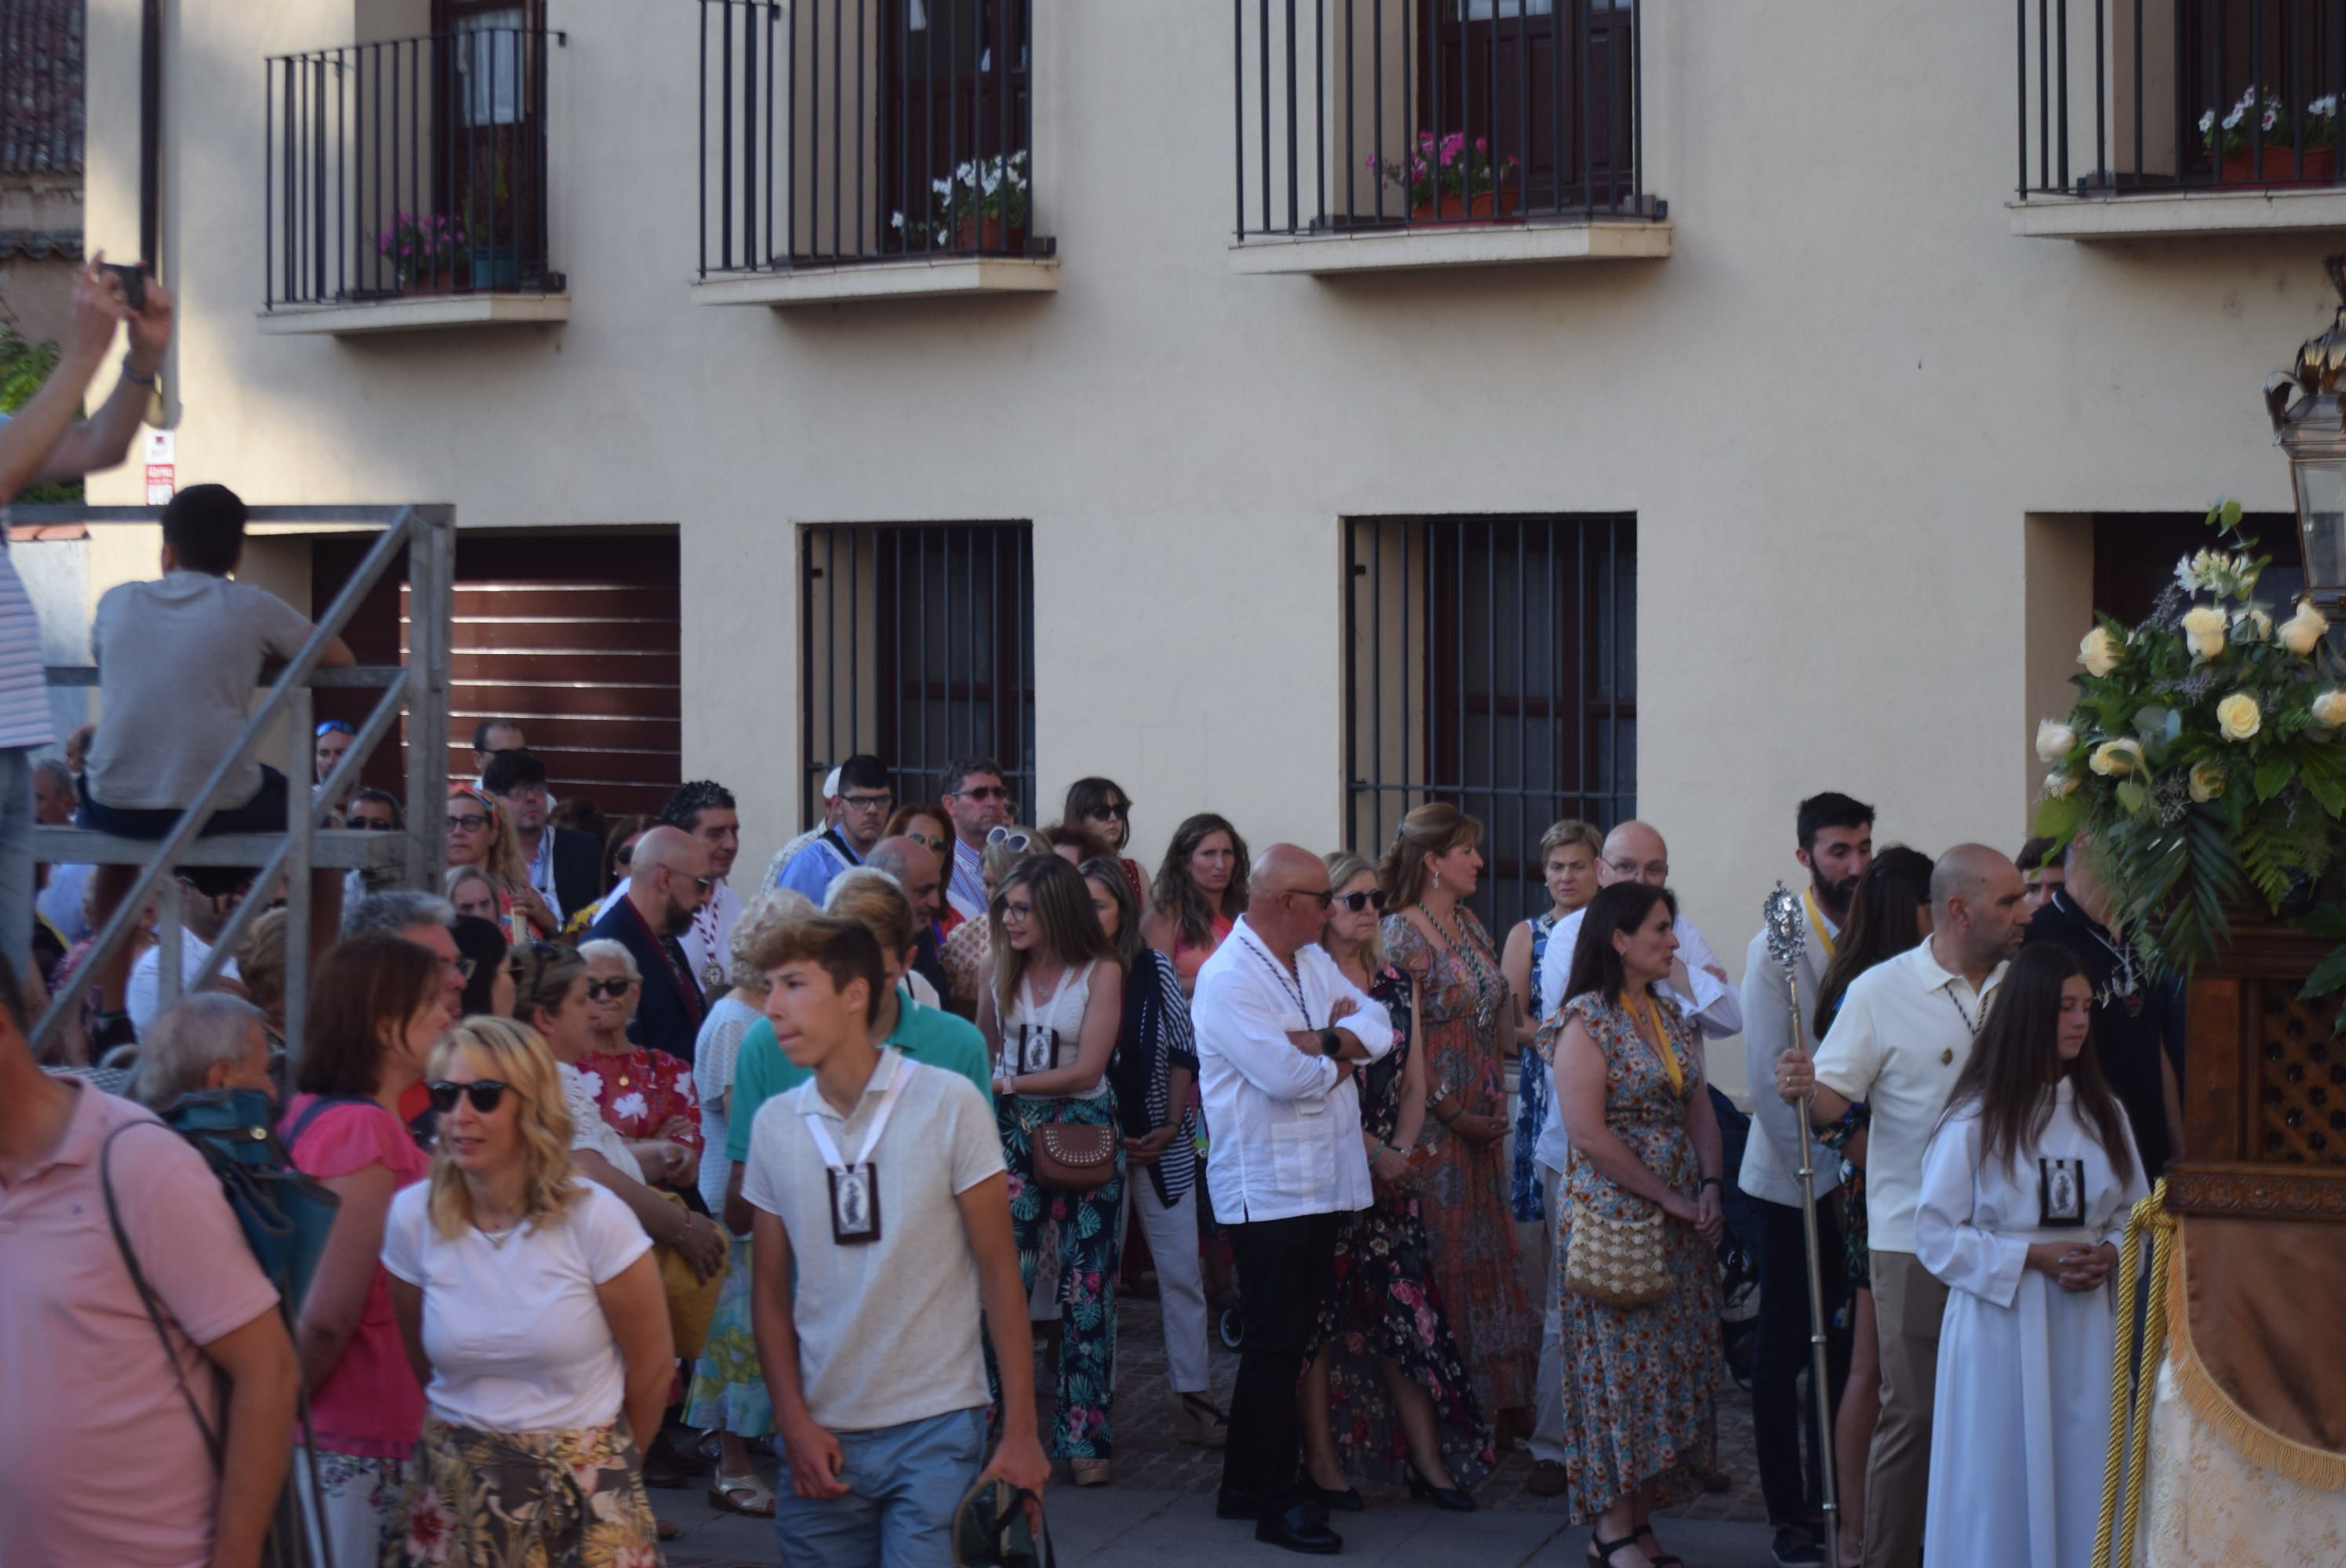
1563;1196;1672;1308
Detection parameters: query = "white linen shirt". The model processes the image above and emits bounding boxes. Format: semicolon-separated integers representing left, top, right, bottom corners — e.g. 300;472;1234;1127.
1192;916;1393;1225
1534;905;1741;1174
1735;913;1841;1207
1810;941;2007;1256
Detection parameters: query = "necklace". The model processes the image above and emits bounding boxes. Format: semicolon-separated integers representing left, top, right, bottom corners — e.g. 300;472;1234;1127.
1943;986;1985;1037
1618;989;1684;1094
1244;935;1312;1019
1428;901;1504;1033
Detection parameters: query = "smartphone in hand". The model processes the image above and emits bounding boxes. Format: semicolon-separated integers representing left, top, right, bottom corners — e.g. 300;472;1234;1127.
101;261;148;314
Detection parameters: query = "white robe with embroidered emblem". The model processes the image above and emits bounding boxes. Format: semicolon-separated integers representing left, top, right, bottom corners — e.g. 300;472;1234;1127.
1915;1079;2147;1568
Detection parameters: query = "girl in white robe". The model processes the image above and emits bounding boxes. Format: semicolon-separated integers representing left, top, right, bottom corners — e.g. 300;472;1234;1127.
1915;942;2148;1568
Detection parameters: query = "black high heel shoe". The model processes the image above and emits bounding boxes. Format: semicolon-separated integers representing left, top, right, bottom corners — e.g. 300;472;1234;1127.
1302;1475;1365;1512
1404;1463;1476;1512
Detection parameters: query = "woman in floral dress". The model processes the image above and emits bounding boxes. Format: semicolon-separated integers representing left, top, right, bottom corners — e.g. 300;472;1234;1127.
1300;853;1494;1508
1378;804;1537;1429
574;938;702;1198
1542;881;1726;1568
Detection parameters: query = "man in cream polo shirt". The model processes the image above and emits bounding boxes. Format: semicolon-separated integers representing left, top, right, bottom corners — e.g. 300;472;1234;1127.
1775;843;2026;1568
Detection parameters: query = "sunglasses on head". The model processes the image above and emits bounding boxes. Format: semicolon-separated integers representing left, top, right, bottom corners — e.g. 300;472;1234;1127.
986;825;1034;851
427;1079;511;1115
315;720;355;739
1335;888;1387;913
586;977;635;1000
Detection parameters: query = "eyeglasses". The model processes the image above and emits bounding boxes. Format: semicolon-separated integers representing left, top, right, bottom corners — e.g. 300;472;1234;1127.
841;791;894;811
351;816;400;832
585;977;636;1000
998;898;1034;921
447;813;489;833
906;832;947;851
1284;887;1336;909
1334;889;1387;913
986;826;1034;851
1608;858;1670;882
680;873;717;893
427;1079;511;1115
1086;802;1132;822
956;784;1009;801
448;955;478;982
314;720;355;739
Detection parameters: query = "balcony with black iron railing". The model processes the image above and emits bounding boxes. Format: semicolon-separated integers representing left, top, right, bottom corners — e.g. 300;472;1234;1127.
262;27;569;334
1229;0;1669;276
2014;0;2346;239
691;0;1057;307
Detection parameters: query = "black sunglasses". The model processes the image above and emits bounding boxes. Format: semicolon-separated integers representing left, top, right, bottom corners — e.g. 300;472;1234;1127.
1334;889;1387;913
1284;887;1336;909
427;1079;512;1115
1086;801;1132;821
586;977;636;1000
350;816;401;832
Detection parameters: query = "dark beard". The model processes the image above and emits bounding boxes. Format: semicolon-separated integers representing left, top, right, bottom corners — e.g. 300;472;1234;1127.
1811;869;1859;925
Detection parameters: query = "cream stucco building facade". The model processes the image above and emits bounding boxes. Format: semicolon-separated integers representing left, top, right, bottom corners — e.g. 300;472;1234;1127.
65;0;2346;1088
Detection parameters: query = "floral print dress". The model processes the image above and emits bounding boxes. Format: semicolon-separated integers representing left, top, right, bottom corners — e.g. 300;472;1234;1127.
1383;910;1538;1417
574;1040;702;1184
1307;965;1495;1487
1511;909;1563;1221
1539;991;1722;1523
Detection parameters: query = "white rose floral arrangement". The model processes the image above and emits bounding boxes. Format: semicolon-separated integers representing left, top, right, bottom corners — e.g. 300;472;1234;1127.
2033;500;2346;1014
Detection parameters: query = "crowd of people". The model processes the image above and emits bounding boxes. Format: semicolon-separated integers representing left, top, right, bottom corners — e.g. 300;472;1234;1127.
1;260;2178;1568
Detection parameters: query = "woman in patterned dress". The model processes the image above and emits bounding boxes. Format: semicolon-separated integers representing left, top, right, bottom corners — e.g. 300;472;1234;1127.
573;938;703;1198
1499;819;1605;1225
1542;880;1726;1568
1300;852;1494;1510
1378;804;1537;1431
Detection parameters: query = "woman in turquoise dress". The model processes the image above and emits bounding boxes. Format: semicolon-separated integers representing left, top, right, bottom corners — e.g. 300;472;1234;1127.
1540;881;1726;1568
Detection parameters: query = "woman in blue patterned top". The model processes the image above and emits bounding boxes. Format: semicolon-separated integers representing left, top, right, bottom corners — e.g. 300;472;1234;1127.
1498;819;1603;1223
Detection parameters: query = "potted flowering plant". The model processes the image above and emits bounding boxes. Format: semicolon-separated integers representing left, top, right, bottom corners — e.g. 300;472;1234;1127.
2032;500;2346;1021
1368;131;1522;223
372;212;468;292
914;152;1030;253
2199;85;2336;182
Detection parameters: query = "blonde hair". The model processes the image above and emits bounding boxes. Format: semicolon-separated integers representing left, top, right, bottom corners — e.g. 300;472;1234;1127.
238;906;289;1021
1540;819;1603;862
981;825;1042;886
449;785;529;890
729;890;815;995
1378;802;1484;910
442;864;496;912
423;1017;583;1239
1321;851;1385;967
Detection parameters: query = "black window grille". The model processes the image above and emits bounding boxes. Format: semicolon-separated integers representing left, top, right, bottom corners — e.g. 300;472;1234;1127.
264;22;565;307
1344;514;1636;931
800;523;1036;829
2017;0;2346;199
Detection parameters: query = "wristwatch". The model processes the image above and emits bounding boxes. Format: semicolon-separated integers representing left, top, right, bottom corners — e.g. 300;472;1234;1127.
1315;1027;1339;1057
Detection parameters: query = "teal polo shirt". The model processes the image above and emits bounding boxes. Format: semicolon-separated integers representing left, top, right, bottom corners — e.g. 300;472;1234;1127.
724;989;994;1164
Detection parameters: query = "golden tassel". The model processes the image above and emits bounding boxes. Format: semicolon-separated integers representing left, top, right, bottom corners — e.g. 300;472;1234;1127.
2095;1181;2177;1568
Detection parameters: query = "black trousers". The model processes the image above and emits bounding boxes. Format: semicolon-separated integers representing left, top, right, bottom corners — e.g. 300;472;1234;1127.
1222;1210;1341;1517
1752;1193;1852;1530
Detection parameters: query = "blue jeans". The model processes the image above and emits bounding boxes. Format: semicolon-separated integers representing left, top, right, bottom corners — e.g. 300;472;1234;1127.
0;747;31;983
772;1405;986;1568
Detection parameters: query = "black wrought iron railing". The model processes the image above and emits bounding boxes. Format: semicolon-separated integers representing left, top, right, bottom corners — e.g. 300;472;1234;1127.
1234;0;1654;241
2018;0;2346;199
698;0;1042;274
264;27;565;308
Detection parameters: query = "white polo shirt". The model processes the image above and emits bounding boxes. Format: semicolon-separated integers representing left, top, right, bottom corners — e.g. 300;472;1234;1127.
1810;942;2007;1256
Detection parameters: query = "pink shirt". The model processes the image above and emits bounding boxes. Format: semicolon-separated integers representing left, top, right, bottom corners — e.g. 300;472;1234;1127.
0;1082;281;1568
282;1094;431;1456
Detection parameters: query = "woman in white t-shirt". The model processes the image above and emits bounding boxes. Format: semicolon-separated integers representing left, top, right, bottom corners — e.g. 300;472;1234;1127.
379;1016;672;1567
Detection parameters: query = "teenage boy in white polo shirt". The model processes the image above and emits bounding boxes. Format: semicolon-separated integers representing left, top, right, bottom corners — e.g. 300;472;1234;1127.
1776;844;2026;1568
743;913;1048;1565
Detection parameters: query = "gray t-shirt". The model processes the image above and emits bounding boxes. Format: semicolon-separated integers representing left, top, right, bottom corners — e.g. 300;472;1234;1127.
85;571;313;811
741;1050;1005;1432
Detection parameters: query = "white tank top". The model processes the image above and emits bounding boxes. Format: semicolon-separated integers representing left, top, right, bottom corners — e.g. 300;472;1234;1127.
1001;960;1106;1100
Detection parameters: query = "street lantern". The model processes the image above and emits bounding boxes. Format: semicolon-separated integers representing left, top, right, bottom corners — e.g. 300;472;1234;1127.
2266;256;2346;615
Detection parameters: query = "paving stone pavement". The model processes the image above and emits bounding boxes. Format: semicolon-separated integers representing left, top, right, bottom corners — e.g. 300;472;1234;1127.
659;1276;1776;1564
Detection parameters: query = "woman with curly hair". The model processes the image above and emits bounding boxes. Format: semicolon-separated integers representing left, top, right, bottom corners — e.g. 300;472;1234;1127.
444;784;556;939
378;1018;671;1567
1142;811;1249;998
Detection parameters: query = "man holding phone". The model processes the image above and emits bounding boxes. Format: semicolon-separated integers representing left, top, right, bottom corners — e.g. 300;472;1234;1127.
0;254;176;981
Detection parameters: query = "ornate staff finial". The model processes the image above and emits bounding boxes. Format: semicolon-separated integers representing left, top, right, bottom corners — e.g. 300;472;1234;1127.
1763;881;1807;979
